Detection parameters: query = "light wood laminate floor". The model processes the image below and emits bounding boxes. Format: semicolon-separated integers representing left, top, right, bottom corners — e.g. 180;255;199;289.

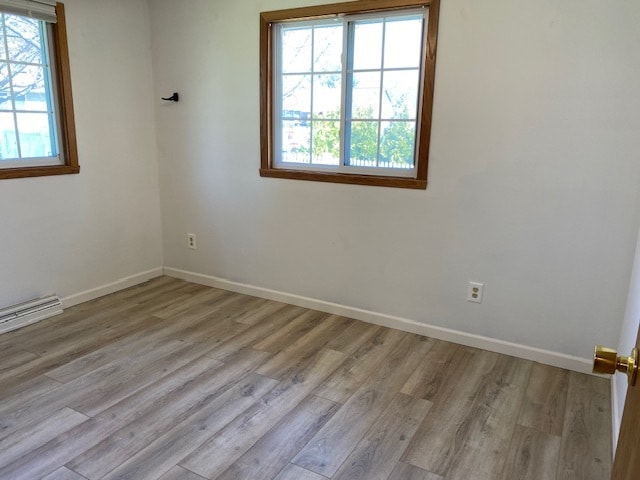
0;277;611;479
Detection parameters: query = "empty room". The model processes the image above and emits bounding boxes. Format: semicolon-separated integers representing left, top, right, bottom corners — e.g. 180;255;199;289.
1;0;639;479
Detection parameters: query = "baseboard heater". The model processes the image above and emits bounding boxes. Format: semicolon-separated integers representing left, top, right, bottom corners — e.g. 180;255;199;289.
0;295;63;335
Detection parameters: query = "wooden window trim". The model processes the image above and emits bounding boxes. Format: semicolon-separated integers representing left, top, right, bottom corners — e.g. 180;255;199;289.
260;0;440;190
0;2;79;180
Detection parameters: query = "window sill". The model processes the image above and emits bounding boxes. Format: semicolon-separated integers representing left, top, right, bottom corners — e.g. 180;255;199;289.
259;168;427;189
0;165;80;180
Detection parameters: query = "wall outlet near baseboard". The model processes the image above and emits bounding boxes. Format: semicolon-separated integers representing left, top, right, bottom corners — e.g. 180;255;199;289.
187;233;196;250
467;282;483;303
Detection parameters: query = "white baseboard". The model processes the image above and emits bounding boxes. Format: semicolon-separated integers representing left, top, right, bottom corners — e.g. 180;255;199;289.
163;267;593;374
62;267;164;309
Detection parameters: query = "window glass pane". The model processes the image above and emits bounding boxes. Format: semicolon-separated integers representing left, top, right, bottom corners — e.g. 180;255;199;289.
383;16;423;69
351;72;380;119
348;120;379;166
312;120;340;165
0;112;18;159
381;70;420;120
11;65;49;112
281;120;310;164
313;25;342;72
17;112;55;158
0;16;6;60
281;26;312;73
352;20;382;71
0;62;11;109
5;14;42;64
282;74;311;117
380;120;416;167
313;74;341;119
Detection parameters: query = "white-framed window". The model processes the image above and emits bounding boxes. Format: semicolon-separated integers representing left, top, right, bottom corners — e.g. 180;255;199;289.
0;1;78;179
260;0;440;189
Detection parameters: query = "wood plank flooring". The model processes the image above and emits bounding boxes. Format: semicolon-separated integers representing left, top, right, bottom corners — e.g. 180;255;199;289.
0;277;612;479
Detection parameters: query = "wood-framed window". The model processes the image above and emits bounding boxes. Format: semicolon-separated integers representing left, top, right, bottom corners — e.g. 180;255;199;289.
260;0;439;189
0;1;78;180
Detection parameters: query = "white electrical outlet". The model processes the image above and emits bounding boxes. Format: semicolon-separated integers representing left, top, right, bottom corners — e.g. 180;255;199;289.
187;233;196;250
467;282;483;303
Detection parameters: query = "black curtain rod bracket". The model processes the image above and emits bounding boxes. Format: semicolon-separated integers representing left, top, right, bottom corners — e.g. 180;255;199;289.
162;92;179;102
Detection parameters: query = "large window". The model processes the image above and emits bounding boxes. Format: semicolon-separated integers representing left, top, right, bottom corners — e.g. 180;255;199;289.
260;0;440;189
0;1;78;179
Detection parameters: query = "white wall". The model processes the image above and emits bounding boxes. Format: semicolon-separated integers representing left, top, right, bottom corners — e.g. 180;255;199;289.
149;0;640;360
613;225;640;449
0;0;163;307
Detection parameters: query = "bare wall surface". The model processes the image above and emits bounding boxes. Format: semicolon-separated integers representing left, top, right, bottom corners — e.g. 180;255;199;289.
0;0;163;307
155;0;640;360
